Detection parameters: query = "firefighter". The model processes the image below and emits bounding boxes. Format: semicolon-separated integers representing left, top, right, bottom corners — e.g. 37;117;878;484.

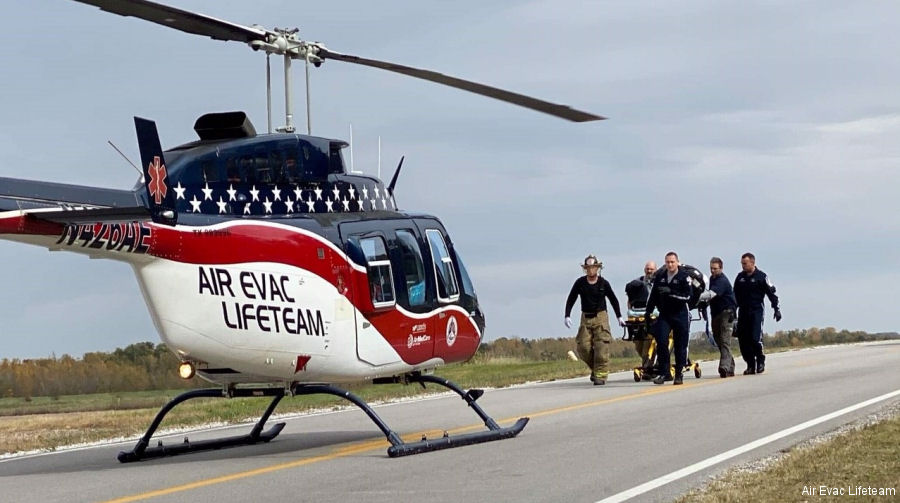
564;255;624;385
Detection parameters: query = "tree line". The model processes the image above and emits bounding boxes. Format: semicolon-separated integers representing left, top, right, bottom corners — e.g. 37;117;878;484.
1;342;193;399
1;328;896;399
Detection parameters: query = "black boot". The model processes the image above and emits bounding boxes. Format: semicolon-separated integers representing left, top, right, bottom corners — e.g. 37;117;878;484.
756;359;765;374
673;372;683;385
743;358;756;375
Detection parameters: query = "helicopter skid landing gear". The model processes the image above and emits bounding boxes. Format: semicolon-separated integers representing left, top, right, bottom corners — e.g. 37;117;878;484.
298;374;529;457
117;388;286;463
118;374;527;462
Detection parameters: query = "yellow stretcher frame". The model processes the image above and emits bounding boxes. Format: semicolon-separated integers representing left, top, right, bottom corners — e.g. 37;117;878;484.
623;312;701;382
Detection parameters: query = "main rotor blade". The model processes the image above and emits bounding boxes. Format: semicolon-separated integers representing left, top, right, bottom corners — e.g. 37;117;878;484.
318;48;605;122
72;0;268;43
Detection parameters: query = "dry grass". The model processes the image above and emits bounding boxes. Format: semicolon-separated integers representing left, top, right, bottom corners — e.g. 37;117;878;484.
679;414;900;502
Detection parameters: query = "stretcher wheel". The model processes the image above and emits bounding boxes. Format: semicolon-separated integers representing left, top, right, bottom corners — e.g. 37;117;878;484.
694;364;701;378
633;369;641;382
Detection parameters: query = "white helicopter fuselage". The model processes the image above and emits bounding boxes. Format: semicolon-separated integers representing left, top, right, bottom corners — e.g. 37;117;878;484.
0;212;481;385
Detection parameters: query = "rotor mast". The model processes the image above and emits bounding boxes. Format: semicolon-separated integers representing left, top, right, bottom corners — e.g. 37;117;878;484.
249;28;322;134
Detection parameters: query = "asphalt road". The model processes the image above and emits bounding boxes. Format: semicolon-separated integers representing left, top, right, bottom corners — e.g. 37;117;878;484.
2;341;899;503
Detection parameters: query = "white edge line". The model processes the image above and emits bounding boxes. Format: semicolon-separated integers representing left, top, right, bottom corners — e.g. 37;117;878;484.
596;388;900;503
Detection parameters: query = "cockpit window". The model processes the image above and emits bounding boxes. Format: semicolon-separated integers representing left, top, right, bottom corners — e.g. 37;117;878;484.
360;236;395;307
395;229;427;307
201;159;219;183
426;229;460;302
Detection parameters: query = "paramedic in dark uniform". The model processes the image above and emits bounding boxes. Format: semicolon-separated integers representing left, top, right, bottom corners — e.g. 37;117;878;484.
565;255;624;385
701;257;737;377
625;261;657;375
645;252;692;385
733;252;781;375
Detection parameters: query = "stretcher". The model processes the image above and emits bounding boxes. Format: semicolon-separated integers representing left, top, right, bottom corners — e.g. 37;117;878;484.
622;307;701;382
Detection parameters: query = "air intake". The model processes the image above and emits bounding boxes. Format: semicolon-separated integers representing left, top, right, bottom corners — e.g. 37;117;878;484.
194;111;257;140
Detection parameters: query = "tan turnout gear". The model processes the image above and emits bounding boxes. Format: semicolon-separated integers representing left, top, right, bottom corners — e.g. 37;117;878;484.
576;311;612;380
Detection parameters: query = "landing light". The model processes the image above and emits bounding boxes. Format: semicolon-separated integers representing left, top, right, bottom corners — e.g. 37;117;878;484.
178;362;196;380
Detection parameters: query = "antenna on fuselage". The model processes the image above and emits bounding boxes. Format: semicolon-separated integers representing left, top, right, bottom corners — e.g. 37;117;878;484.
387;155;404;209
107;140;143;181
388;156;404;196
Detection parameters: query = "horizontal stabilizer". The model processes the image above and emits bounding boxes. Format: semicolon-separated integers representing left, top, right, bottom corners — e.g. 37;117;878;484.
0;176;140;212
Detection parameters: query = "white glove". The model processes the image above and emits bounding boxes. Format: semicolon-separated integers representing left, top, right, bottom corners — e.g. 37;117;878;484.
565;317;572;329
698;290;716;303
617;316;625;327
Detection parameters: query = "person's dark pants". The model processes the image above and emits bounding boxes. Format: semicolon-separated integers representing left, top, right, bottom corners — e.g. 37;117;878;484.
736;308;765;368
653;309;690;377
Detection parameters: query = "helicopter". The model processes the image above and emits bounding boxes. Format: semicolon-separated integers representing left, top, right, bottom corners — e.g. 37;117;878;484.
0;0;603;462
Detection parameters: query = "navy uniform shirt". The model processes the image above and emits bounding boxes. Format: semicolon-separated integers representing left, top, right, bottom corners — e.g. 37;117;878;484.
565;276;623;318
645;268;692;316
708;273;737;318
733;268;779;312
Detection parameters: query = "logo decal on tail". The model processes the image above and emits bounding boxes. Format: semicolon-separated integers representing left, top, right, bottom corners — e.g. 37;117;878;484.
148;156;168;204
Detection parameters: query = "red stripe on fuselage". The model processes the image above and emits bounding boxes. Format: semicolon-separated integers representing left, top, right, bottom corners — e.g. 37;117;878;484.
0;213;64;236
147;221;480;365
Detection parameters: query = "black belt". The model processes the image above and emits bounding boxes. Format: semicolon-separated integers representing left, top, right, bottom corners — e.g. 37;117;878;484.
583;312;605;319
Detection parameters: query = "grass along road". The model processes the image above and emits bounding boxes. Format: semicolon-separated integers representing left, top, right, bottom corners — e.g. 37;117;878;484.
677;401;900;503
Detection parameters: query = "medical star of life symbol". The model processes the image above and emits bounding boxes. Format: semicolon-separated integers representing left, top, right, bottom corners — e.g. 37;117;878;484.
147;156;168;205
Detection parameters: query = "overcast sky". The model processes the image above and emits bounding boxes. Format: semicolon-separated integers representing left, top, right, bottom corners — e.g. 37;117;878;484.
1;0;898;358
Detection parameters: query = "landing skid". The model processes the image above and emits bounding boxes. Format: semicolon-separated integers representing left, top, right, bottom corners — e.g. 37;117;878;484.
117;374;528;462
117;388;286;462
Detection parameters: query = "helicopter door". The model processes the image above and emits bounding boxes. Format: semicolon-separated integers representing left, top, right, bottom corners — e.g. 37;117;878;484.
390;227;435;360
412;219;463;351
338;222;407;366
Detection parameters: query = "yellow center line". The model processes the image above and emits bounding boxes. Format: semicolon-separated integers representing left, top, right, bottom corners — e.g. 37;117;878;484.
101;378;724;503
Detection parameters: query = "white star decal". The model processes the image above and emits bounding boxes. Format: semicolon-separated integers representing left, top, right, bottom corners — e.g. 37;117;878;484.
263;197;273;214
325;198;334;212
285;197;294;213
370;198;377;209
342;197;351;211
250;186;260;202
305;198;316;212
227;184;237;201
361;185;369;200
216;196;228;214
201;183;213;201
331;186;341;200
381;195;387;209
174;182;186;200
293;185;303;200
243;203;251;215
314;187;323;200
189;195;202;213
348;186;356;200
272;187;282;201
373;185;380;199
